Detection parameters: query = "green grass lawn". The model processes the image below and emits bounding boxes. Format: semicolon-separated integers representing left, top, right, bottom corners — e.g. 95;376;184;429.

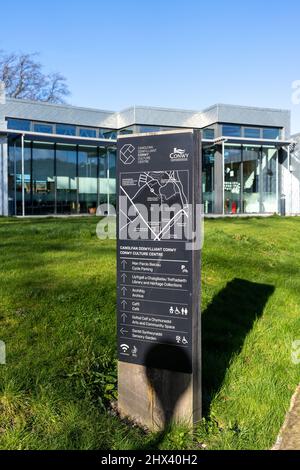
0;216;300;450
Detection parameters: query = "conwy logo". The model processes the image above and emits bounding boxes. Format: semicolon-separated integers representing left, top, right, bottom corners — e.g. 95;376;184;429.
170;147;189;161
120;144;135;165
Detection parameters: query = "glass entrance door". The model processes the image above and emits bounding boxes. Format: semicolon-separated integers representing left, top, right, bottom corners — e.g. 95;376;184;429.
223;144;278;215
224;145;242;214
242;146;260;213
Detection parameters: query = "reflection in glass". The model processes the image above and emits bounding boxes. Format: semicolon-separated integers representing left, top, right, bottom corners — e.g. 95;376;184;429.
79;128;97;138
78;146;98;214
222;125;241;137
8;140;31;215
32;142;55;214
7;118;31;131
99;148;108;207
262;128;280;140
261;147;278;213
242;146;260;213
33;123;53;134
56;124;76;136
244;128;260;139
202;147;215;213
108;149;116;209
56;144;77;213
224;146;242;214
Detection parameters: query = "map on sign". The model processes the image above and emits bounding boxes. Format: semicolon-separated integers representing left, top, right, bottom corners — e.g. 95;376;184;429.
120;170;189;241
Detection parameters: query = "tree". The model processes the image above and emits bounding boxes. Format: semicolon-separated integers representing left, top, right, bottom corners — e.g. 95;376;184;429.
0;51;70;104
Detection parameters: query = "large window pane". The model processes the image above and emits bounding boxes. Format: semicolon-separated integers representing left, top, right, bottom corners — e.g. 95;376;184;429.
222;125;241;137
108;149;116;209
8;140;31;215
32;143;55;214
203;128;215;140
242;146;260;213
202;147;215;213
100;129;117;140
261;147;278;212
33;123;53;134
98;148;108;207
244;128;261;139
56;144;77;213
224;145;242;214
7;118;31;131
79;128;97;138
78;146;98;214
263;128;280;140
56;124;76;136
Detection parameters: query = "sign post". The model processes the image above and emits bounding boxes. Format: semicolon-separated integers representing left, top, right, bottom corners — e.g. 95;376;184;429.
116;130;201;430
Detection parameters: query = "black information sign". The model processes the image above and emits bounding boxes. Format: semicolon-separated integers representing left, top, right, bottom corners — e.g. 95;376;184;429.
116;130;201;373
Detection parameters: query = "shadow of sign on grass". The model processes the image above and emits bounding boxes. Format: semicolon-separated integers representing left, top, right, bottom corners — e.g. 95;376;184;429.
140;278;274;449
202;278;275;416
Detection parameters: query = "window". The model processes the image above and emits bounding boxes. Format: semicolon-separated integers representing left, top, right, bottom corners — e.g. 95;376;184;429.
222;125;242;137
78;146;98;214
79;128;97;138
263;128;280;140
56;144;77;213
33;122;53;134
244;128;261;139
32;142;55;214
7;118;31;131
119;127;134;135
224;145;242;214
100;129;117;140
203;128;215;139
202;147;215;213
139;125;161;133
56;123;76;136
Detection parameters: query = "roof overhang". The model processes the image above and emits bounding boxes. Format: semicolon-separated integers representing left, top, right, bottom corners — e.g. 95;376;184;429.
211;136;292;146
0;128;117;147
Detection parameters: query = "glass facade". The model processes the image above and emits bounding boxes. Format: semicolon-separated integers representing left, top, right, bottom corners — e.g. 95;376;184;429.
6;116;281;217
223;144;278;214
8;138;117;216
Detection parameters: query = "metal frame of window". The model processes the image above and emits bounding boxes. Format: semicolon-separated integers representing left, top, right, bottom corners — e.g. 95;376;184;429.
222;143;279;215
7;132;116;216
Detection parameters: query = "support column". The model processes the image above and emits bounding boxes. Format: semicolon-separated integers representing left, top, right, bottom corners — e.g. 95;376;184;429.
0;137;8;216
21;133;25;217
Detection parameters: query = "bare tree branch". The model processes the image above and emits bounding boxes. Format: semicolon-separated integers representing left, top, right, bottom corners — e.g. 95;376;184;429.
0;50;70;103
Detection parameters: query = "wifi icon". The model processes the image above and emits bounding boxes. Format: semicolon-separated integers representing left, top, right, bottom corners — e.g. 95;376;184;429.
120;344;129;353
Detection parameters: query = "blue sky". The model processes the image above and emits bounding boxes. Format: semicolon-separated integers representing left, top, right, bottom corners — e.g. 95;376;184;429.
1;0;300;132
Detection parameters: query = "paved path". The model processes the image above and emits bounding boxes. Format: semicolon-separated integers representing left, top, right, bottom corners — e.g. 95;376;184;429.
273;385;300;450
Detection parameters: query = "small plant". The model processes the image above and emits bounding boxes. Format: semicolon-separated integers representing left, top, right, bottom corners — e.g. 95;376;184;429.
67;348;117;411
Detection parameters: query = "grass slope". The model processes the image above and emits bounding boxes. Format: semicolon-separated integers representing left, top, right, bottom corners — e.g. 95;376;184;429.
0;216;300;450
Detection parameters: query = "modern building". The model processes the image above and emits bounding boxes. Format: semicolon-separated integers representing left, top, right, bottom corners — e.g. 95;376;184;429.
0;82;299;217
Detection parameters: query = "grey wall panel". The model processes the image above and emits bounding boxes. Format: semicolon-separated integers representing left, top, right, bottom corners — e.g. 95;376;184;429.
1;98;116;128
217;104;291;138
0;98;291;137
